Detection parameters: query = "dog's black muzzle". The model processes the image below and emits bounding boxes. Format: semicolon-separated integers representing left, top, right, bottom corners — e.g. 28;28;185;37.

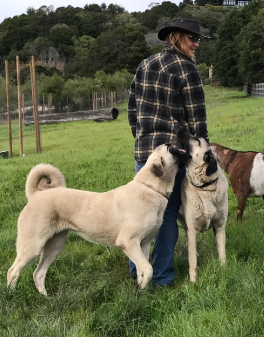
169;124;190;158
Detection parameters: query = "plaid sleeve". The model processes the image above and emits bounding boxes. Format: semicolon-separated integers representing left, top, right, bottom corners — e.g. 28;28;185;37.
181;70;209;143
128;77;137;138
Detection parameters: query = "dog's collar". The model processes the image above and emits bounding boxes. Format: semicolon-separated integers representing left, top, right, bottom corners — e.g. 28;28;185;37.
226;151;238;173
136;181;169;200
191;177;218;190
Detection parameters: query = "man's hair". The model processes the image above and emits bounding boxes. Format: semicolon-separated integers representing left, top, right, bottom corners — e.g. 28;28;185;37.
166;32;195;61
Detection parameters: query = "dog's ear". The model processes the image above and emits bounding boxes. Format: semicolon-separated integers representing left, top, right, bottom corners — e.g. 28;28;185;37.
151;157;165;178
204;151;218;176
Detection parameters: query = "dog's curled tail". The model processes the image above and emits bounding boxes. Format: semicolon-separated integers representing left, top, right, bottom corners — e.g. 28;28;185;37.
26;163;66;199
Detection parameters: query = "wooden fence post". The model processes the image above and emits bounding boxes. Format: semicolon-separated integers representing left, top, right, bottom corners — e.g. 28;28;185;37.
92;92;95;110
48;93;52;114
101;92;103;109
32;56;41;153
16;55;23;157
30;57;41;153
30;60;37;152
22;93;25;123
5;60;12;158
43;93;45;114
111;91;113;108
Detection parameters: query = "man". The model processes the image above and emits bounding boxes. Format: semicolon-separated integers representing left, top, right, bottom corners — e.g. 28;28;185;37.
128;18;209;286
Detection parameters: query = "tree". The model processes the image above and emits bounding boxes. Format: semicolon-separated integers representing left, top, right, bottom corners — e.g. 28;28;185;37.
55;6;82;27
26;7;36;16
77;11;108;38
212;0;264;86
139;1;179;30
212;9;244;87
49;24;76;59
178;0;193;12
106;3;126;17
38;72;65;102
64;36;95;79
86;24;151;76
84;4;102;12
238;11;264;84
115;13;138;25
195;39;215;66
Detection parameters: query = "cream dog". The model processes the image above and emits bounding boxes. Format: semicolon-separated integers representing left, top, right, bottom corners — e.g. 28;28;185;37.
7;140;187;295
177;130;228;282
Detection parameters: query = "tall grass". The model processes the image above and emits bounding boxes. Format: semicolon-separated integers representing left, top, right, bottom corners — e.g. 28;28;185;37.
0;86;264;337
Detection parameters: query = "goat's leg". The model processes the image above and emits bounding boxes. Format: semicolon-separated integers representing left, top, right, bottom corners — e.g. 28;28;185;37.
236;195;247;221
213;227;226;265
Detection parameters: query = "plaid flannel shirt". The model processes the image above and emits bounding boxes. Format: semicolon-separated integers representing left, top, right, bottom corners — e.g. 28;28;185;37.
128;45;209;162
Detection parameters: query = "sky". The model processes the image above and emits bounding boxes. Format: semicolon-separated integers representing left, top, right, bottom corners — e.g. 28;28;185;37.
0;0;180;24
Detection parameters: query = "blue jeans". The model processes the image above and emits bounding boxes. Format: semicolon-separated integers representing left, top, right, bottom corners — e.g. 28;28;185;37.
129;161;186;286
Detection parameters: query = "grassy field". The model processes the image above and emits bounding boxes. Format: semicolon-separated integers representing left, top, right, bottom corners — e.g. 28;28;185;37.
0;86;264;336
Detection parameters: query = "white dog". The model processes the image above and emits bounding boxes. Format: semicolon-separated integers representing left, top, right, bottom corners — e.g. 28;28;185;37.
177;130;228;282
7;141;187;295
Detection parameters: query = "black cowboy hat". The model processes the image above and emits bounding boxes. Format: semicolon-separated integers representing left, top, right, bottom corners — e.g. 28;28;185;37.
158;17;204;41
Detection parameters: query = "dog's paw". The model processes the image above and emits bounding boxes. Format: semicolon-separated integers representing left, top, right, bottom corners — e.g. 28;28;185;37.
137;268;153;290
137;272;146;290
7;279;17;290
189;270;197;283
220;258;226;266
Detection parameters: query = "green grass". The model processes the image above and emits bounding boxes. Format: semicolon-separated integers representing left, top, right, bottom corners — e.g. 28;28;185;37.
1;87;264;336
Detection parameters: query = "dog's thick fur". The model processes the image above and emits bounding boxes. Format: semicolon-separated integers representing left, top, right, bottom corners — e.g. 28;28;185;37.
178;134;228;282
7;143;185;295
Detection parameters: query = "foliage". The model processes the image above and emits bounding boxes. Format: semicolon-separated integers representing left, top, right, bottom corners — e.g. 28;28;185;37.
4;68;133;105
63;77;95;99
84;24;151;76
197;62;209;82
195;39;215;66
150;44;164;55
0;75;17;112
3;1;264;86
0;2;234;80
213;0;264;86
94;69;133;92
178;0;194;12
238;12;264;84
213;9;244;87
138;1;179;31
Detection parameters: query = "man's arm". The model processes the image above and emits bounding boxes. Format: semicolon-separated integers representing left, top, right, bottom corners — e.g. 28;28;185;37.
128;77;137;138
181;70;209;143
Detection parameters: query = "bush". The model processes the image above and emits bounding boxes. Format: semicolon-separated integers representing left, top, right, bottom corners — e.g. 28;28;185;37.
197;63;209;83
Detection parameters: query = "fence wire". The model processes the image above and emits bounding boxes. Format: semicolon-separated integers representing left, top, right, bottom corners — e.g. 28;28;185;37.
0;82;129;157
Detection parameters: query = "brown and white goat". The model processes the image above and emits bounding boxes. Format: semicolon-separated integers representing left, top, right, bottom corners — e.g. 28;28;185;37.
210;143;264;221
